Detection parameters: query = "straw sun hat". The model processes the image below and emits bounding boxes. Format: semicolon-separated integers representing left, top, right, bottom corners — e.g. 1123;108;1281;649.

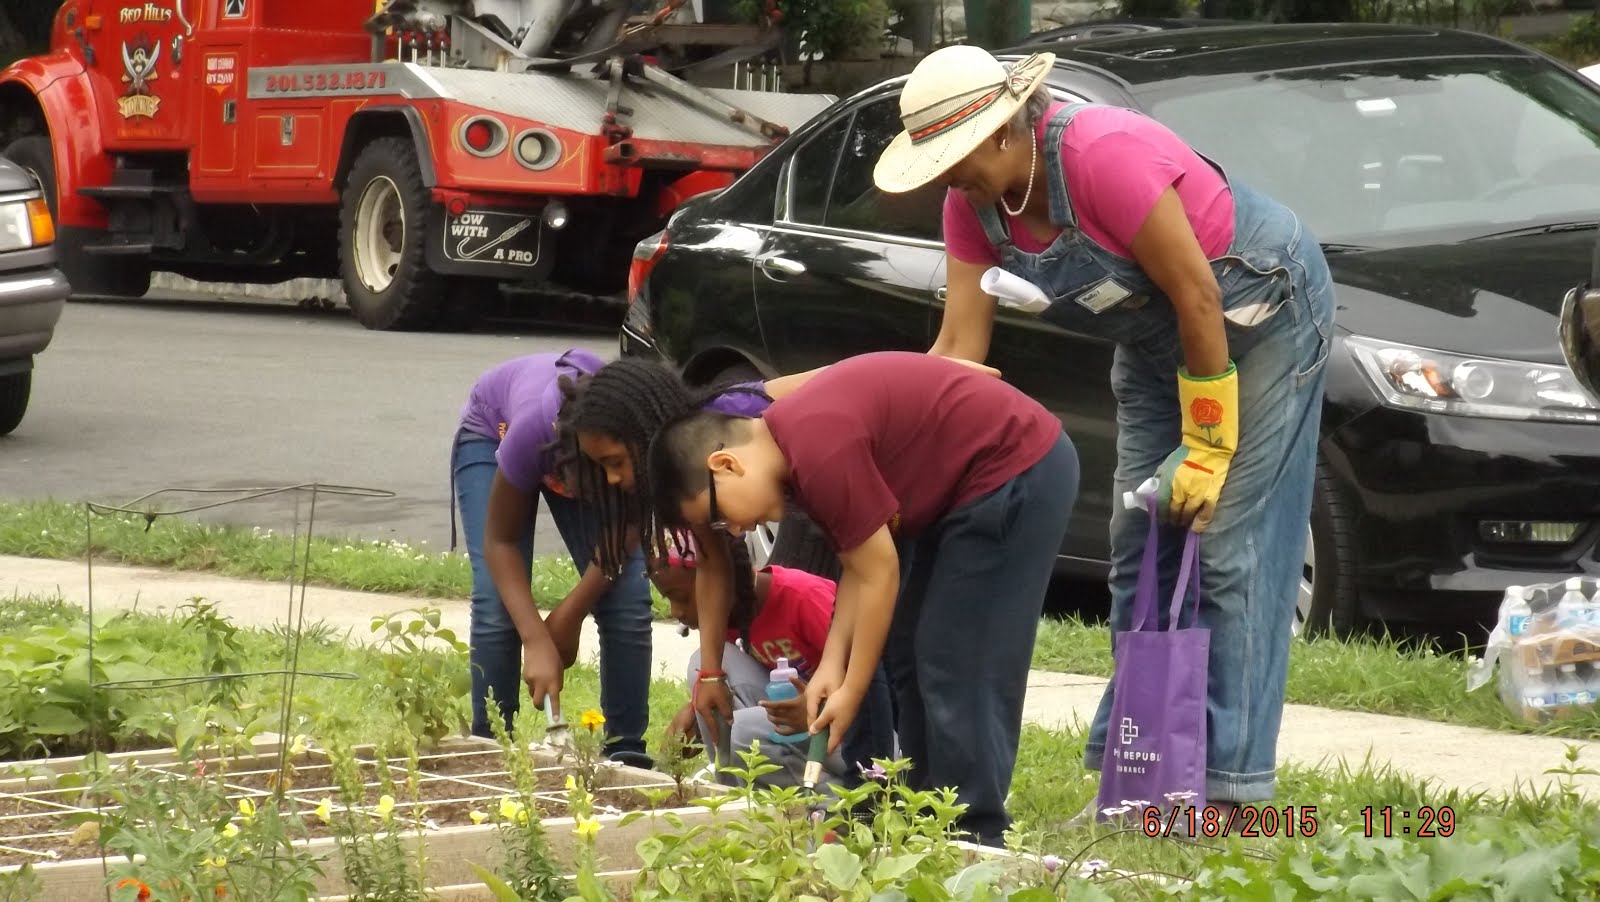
873;45;1056;195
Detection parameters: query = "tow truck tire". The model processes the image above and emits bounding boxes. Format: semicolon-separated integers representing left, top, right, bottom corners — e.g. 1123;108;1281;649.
3;136;151;299
339;138;443;331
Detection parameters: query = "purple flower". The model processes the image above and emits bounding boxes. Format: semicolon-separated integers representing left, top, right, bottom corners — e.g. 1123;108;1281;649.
1077;859;1110;878
1041;854;1062;873
858;762;888;781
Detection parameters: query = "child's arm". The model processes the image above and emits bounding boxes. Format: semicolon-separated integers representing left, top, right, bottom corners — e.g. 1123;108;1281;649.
484;471;565;705
544;562;611;668
688;522;736;724
809;525;900;754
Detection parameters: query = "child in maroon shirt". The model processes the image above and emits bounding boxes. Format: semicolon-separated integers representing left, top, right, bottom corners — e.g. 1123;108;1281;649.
646;351;1080;845
651;533;878;788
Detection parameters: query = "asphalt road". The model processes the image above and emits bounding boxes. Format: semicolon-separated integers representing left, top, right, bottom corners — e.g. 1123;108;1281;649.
1;296;618;553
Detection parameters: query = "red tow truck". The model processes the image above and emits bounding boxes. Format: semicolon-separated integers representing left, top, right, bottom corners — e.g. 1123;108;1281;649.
0;0;830;329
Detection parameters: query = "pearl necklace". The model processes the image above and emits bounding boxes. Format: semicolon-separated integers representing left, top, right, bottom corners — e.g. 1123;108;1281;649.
1001;133;1038;217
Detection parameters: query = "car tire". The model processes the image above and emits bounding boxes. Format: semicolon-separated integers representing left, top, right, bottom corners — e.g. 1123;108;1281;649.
3;135;151;299
708;362;845;583
1301;457;1365;639
0;370;31;437
339;137;443;331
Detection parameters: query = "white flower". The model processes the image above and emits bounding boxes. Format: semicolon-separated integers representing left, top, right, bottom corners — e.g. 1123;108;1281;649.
1121;799;1151;809
1100;805;1132;817
1077;858;1110;878
1163;790;1198;802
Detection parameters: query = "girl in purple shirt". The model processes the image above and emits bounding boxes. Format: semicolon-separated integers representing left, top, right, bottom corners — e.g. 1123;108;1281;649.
453;349;658;763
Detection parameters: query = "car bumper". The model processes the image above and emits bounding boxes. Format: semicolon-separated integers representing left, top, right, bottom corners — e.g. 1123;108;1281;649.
0;246;69;365
1327;404;1600;625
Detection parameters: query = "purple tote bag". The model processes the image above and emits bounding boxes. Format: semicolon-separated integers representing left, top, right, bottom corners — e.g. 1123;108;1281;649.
1094;498;1209;823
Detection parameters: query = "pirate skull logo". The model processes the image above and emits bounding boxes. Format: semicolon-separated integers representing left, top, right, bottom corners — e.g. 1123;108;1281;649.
122;32;160;97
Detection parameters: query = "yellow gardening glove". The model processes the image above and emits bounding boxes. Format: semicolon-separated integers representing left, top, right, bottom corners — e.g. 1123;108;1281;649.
1156;362;1239;533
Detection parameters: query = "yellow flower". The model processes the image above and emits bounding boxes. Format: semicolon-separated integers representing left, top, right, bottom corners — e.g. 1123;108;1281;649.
469;810;488;825
574;815;601;839
221;822;240;839
564;775;576;791
580;709;605;732
205;855;228;868
313;798;331;824
237;799;256;822
287;735;309;756
375;794;396;818
499;797;523;823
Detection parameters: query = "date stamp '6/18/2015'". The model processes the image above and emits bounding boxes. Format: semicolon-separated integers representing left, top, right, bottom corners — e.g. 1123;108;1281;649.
1139;804;1458;839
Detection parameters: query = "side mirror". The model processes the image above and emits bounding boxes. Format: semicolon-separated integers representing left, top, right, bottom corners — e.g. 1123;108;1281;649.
1559;235;1600;406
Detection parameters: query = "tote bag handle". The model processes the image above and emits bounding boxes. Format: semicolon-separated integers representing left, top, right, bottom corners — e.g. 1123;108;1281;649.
1130;495;1203;633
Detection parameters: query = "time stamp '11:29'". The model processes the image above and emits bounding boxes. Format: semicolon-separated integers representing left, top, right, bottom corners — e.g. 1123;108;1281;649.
1363;805;1456;837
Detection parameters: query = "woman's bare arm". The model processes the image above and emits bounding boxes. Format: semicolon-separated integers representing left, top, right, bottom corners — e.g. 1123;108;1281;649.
1128;188;1229;378
929;257;999;363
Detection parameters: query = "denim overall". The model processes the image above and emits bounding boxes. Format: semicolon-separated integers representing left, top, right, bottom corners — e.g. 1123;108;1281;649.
973;103;1335;802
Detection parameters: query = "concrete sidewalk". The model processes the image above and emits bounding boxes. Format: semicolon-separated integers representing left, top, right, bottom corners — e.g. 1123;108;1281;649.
5;554;1597;801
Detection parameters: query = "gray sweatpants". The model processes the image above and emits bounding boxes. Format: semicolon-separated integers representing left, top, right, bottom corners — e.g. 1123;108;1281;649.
688;643;847;789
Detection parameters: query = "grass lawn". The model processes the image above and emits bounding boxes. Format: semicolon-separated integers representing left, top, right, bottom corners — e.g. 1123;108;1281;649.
4;593;1598;897
4;498;1597;742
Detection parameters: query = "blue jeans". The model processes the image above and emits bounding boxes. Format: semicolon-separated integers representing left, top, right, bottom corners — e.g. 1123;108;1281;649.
451;431;653;754
885;435;1079;846
1082;262;1333;802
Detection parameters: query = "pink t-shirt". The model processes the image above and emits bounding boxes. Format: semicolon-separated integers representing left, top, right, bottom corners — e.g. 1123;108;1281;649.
943;103;1235;265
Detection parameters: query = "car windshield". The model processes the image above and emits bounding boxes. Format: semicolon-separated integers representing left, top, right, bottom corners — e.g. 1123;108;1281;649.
1134;56;1600;247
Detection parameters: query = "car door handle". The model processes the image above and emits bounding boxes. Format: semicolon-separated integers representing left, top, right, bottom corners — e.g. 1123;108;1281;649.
757;254;806;277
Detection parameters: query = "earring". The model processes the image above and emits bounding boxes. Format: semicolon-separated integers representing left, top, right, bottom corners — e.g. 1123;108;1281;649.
1000;137;1009;151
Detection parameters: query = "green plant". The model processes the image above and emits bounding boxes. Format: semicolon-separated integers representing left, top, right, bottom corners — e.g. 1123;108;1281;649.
0;863;41;902
484;695;573;900
730;0;882;76
88;749;323;902
367;608;470;749
327;739;432;902
655;725;702;807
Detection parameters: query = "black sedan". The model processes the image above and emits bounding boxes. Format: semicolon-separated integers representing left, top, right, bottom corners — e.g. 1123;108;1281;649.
621;23;1600;638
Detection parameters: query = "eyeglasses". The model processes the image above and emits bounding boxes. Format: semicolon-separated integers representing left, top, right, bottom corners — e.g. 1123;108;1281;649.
707;442;728;533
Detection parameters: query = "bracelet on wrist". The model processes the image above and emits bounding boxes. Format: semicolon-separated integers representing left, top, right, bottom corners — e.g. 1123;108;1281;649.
696;668;726;679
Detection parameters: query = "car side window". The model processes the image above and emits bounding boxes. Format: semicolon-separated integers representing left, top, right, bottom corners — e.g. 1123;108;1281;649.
786;116;851;225
823;98;945;243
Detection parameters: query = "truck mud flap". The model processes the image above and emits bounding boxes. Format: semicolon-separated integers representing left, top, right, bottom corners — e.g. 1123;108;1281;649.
425;205;555;281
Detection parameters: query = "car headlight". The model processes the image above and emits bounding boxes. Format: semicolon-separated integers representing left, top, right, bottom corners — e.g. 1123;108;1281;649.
1347;335;1600;425
0;196;55;253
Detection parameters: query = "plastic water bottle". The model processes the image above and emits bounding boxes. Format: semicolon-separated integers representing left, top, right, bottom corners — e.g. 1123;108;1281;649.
1558;578;1591;629
1558;663;1595;708
1504;585;1532;636
765;657;807;745
1521;664;1555;720
1529;587;1560;636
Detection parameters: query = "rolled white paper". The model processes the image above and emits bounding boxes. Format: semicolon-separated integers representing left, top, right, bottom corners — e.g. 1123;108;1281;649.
980;267;1052;314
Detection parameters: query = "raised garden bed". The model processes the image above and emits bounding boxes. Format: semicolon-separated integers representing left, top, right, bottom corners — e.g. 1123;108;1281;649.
0;734;740;901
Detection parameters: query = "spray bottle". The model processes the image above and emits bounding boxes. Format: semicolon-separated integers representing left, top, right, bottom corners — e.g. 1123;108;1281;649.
765;657;808;745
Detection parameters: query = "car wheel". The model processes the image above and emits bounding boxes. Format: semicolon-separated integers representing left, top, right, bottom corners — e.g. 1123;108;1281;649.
1300;457;1365;639
708;362;845;582
0;371;30;436
339;137;443;331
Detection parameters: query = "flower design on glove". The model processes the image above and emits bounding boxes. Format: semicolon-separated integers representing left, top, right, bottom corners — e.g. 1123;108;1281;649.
1190;397;1226;447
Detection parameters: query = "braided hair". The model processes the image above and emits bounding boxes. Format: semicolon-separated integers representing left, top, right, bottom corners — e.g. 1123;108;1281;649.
725;534;763;655
550;358;769;578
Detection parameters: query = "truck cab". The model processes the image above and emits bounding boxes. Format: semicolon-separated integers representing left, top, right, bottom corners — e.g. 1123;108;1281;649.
0;0;831;330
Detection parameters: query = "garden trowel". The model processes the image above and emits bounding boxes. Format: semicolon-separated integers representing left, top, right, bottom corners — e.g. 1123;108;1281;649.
543;695;574;759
